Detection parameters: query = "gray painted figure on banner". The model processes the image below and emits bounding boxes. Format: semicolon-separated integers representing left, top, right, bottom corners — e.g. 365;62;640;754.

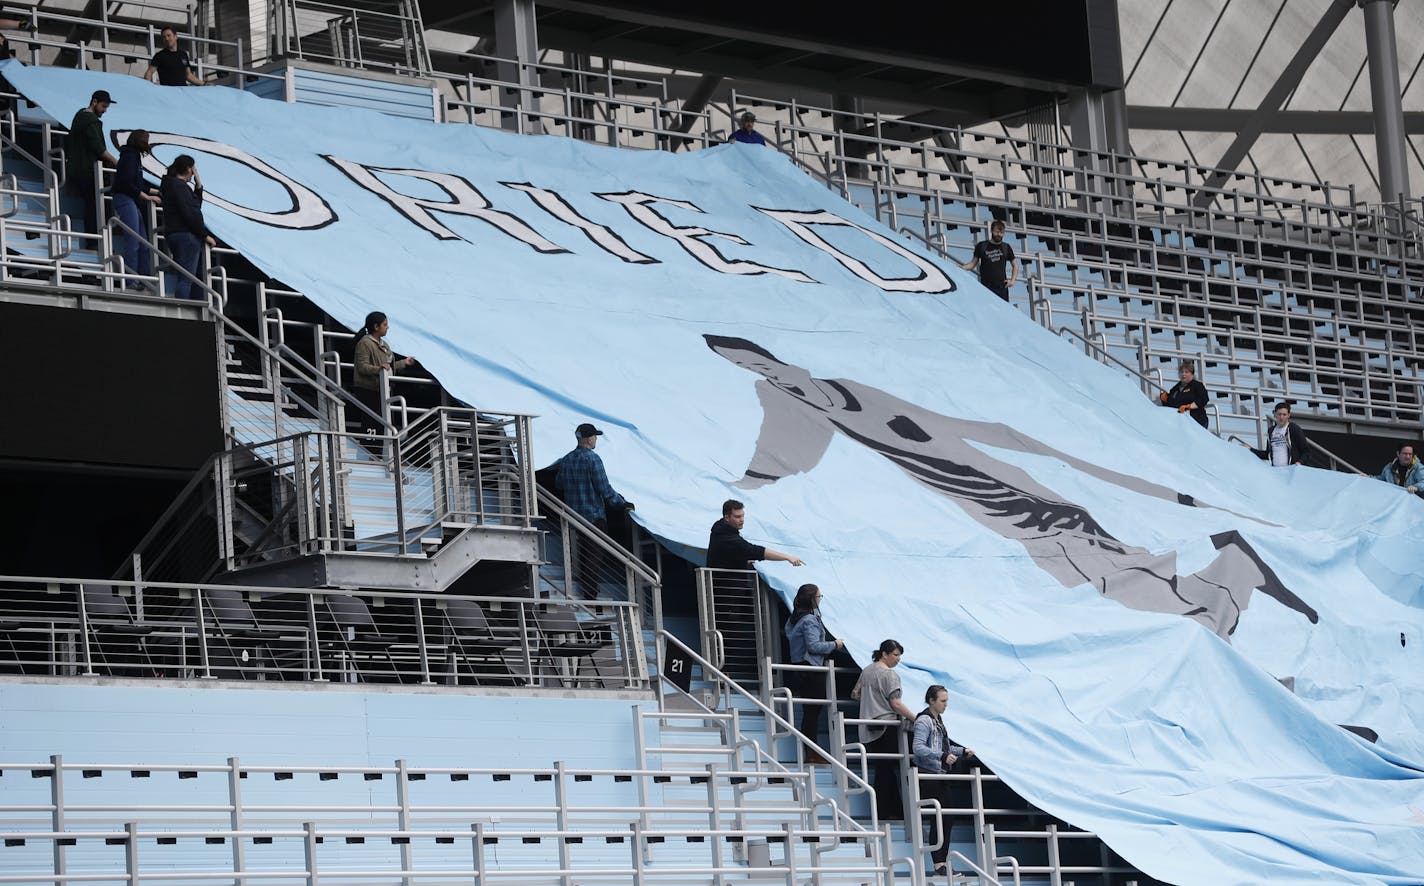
704;335;1318;638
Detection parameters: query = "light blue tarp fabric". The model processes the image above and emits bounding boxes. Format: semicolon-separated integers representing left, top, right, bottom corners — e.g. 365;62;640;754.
9;64;1423;884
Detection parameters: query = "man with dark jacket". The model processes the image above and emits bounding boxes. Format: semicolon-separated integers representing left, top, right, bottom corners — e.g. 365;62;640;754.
65;90;118;234
159;154;215;300
1159;361;1210;429
706;499;804;570
1253;402;1309;467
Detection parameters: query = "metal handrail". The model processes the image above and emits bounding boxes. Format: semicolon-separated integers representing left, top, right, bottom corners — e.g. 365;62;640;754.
534;485;663;635
656;630;885;844
116;409;536;582
1305;437;1368;476
1226;433;1366;476
1056;324;1169;388
0;575;645;688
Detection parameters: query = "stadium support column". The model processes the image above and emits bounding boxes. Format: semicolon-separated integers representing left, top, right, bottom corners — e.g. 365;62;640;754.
1066;88;1112;214
1360;0;1411;218
493;0;539;133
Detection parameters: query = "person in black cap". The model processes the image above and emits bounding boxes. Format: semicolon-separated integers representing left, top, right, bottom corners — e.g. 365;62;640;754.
554;422;634;598
65;90;119;235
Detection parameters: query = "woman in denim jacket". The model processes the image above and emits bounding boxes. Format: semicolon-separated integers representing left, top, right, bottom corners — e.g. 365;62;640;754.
783;583;843;757
913;685;971;880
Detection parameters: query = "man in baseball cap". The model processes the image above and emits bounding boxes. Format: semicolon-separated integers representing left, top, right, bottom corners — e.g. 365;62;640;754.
554;422;635;598
65;90;119;233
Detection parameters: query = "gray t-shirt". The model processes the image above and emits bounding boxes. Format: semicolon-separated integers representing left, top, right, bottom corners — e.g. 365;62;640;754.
857;661;903;744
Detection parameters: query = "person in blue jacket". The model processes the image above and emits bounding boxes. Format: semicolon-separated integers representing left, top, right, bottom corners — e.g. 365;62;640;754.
912;684;974;880
1377;443;1424;497
783;583;843;758
112;129;161;290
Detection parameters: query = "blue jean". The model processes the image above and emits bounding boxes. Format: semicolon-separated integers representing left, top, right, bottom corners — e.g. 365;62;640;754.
167;231;201;300
111;193;151;281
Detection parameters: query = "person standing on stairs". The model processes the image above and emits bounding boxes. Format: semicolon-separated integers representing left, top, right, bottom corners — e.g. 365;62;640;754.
349;310;416;435
958;218;1017;303
112;129;161;291
158;154;215;300
853;638;916;821
554;422;635;599
784;583;844;761
65;89;118;236
912;684;975;881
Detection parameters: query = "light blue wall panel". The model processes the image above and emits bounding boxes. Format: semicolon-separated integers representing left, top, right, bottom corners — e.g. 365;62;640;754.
0;683;653;768
247;67;436;120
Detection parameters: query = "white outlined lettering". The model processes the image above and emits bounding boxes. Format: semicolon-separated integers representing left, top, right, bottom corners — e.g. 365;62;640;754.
598;191;814;283
754;207;955;293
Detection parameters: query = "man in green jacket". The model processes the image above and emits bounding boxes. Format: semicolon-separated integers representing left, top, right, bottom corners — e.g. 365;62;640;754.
65;89;118;234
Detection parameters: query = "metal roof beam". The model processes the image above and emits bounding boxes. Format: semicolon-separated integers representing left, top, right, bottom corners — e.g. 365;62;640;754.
1128;106;1424;135
1192;0;1355;207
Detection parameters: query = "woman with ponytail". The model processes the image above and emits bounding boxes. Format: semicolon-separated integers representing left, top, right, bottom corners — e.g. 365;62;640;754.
349;310;416;434
854;638;916;820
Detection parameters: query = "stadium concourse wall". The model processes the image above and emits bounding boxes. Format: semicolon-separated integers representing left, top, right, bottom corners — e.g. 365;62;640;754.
0;682;648;769
3;62;1423;885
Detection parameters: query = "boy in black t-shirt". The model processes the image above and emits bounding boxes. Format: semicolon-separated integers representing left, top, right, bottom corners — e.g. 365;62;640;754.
143;26;205;86
959;218;1018;302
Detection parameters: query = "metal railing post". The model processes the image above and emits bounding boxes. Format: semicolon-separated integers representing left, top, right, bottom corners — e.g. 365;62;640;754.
49;754;65;886
228;756;247;878
395;759;414;886
706;761;725;885
77;583;96;676
302;821;319;886
195;588;214;679
413;598;434;685
553;760;573;886
632;703;652;833
124;821;139;883
471;822;487;885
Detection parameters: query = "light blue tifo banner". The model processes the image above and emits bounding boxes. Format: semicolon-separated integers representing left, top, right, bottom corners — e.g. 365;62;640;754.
10;63;1424;884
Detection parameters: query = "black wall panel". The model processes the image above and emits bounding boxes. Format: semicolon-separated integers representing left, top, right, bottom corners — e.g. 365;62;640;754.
0;302;222;470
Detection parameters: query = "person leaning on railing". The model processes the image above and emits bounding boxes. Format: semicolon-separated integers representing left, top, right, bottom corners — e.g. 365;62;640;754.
1158;360;1209;428
349;310;416;434
783;583;844;760
112;129;161;291
158;153;215;300
1251;402;1308;467
912;684;974;881
851;639;916;822
1376;442;1424;497
65;89;118;235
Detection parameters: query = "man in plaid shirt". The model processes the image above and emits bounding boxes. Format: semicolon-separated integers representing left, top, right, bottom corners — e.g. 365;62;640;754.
555;423;634;598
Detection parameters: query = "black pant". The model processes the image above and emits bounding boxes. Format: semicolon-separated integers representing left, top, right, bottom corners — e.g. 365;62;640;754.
867;728;903;820
66;176;101;235
791;665;828;744
349;385;383;431
573;517;608;599
919;776;952;868
987;282;1010;302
